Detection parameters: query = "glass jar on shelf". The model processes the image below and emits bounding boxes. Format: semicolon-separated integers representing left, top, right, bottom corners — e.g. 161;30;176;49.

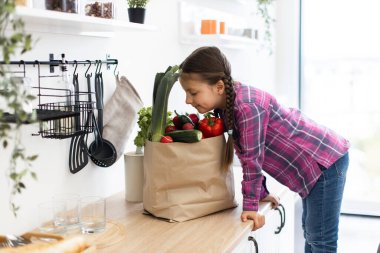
84;0;115;19
45;0;78;13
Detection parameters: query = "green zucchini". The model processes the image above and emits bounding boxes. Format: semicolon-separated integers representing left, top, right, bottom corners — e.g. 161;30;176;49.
165;130;202;143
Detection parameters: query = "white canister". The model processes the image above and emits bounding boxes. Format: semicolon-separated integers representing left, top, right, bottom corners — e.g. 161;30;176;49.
124;152;144;202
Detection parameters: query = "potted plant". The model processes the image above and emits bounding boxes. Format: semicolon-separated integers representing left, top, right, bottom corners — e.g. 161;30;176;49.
1;0;36;216
127;0;149;24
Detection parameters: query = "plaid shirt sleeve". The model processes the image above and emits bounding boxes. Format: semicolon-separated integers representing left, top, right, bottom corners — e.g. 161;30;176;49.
235;102;269;211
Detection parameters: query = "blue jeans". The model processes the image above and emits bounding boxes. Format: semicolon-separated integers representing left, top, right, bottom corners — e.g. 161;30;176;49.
302;152;349;253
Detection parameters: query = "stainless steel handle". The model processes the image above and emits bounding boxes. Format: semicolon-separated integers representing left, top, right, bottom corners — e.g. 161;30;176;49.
248;235;259;253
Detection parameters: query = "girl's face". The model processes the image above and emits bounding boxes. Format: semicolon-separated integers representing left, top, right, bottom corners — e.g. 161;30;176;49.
179;74;226;114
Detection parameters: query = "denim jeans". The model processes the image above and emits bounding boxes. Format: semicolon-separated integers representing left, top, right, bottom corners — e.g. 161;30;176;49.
302;152;349;253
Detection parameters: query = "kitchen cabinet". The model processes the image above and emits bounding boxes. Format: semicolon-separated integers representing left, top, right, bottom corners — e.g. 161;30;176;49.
231;191;294;252
230;169;295;253
14;6;157;37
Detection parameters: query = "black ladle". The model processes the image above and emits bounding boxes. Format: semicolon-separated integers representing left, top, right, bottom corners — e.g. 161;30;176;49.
88;72;116;167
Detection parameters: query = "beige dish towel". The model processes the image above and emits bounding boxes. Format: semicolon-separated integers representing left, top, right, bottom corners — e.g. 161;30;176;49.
102;76;143;161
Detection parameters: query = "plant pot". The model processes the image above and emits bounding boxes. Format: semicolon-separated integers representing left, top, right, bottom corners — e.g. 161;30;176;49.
124;152;144;202
128;8;146;24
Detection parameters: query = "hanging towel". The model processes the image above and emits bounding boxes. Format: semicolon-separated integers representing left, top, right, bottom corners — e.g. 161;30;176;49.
102;76;143;161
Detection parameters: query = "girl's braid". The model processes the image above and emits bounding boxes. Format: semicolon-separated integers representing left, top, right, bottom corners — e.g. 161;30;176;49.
223;75;235;134
222;75;235;171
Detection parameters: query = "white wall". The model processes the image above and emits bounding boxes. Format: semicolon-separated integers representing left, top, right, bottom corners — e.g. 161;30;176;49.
0;0;287;234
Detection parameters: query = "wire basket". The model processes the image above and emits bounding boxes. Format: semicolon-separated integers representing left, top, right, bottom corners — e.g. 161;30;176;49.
38;100;94;139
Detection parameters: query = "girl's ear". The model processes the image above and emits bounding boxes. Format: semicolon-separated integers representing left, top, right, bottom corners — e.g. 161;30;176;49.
215;80;225;95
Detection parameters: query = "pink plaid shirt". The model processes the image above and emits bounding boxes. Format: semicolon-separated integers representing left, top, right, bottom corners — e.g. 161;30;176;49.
231;83;350;211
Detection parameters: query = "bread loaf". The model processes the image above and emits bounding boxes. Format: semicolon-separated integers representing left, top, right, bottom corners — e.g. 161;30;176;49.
0;236;90;253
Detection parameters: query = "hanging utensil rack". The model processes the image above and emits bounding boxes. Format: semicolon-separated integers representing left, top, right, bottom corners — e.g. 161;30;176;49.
0;54;118;139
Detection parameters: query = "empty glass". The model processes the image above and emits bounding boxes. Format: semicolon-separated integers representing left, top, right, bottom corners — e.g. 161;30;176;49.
53;193;80;230
79;196;106;234
37;200;67;234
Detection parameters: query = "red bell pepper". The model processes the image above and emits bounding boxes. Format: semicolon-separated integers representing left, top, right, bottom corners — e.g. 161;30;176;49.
198;113;225;138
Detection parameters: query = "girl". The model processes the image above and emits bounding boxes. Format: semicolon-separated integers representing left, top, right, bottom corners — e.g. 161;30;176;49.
179;46;350;253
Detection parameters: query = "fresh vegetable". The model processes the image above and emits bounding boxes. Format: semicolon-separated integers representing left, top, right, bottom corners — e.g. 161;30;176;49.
150;65;180;142
134;106;153;149
160;136;173;143
187;113;199;125
165;125;177;133
172;114;181;129
134;106;172;150
165;130;203;143
174;110;194;129
198;113;225;138
153;66;171;106
182;122;194;130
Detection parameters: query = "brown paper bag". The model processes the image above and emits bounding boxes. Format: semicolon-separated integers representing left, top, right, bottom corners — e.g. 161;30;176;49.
143;135;237;222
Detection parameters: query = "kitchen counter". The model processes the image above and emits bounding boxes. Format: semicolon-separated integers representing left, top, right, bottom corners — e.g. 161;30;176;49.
95;168;288;253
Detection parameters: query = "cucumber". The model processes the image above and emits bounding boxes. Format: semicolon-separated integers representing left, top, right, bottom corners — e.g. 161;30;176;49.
165;130;202;143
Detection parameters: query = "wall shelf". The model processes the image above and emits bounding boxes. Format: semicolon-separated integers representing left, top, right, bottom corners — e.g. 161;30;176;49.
178;1;258;50
180;34;257;49
15;7;157;37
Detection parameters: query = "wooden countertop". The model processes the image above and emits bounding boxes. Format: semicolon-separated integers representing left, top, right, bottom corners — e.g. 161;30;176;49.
95;169;288;253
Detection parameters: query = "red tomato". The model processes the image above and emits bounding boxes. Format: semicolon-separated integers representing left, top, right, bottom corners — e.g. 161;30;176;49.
188;113;199;124
172;115;181;129
165;125;177;133
182;123;194;130
160;136;173;143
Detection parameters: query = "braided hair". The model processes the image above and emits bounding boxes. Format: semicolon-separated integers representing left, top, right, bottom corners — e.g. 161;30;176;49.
180;46;235;171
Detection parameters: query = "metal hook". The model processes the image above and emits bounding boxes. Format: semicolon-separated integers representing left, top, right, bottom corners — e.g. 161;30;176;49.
73;60;78;76
113;60;119;77
85;60;92;77
97;60;103;74
19;60;26;77
94;60;100;74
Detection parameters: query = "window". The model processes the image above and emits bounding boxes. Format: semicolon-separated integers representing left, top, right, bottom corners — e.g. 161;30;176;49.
301;0;380;216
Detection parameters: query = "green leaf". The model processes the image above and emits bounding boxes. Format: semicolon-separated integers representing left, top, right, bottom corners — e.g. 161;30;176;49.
27;155;38;161
30;171;37;180
10;33;23;43
10;173;18;180
1;0;36;217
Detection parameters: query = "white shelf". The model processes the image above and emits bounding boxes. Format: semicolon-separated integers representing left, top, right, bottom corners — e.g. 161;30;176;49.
180;34;257;49
178;1;258;50
15;7;157;37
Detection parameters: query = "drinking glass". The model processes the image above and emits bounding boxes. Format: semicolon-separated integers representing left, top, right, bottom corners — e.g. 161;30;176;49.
79;196;106;234
38;200;67;234
53;193;80;230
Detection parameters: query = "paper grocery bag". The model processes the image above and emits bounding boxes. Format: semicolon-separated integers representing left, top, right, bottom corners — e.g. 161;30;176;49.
143;135;237;222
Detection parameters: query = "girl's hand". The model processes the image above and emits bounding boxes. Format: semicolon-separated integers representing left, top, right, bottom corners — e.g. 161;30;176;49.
261;193;280;209
241;211;265;231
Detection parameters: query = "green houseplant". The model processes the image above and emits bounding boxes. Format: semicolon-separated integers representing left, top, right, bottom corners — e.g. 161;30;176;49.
257;0;276;54
1;0;36;216
127;0;149;24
